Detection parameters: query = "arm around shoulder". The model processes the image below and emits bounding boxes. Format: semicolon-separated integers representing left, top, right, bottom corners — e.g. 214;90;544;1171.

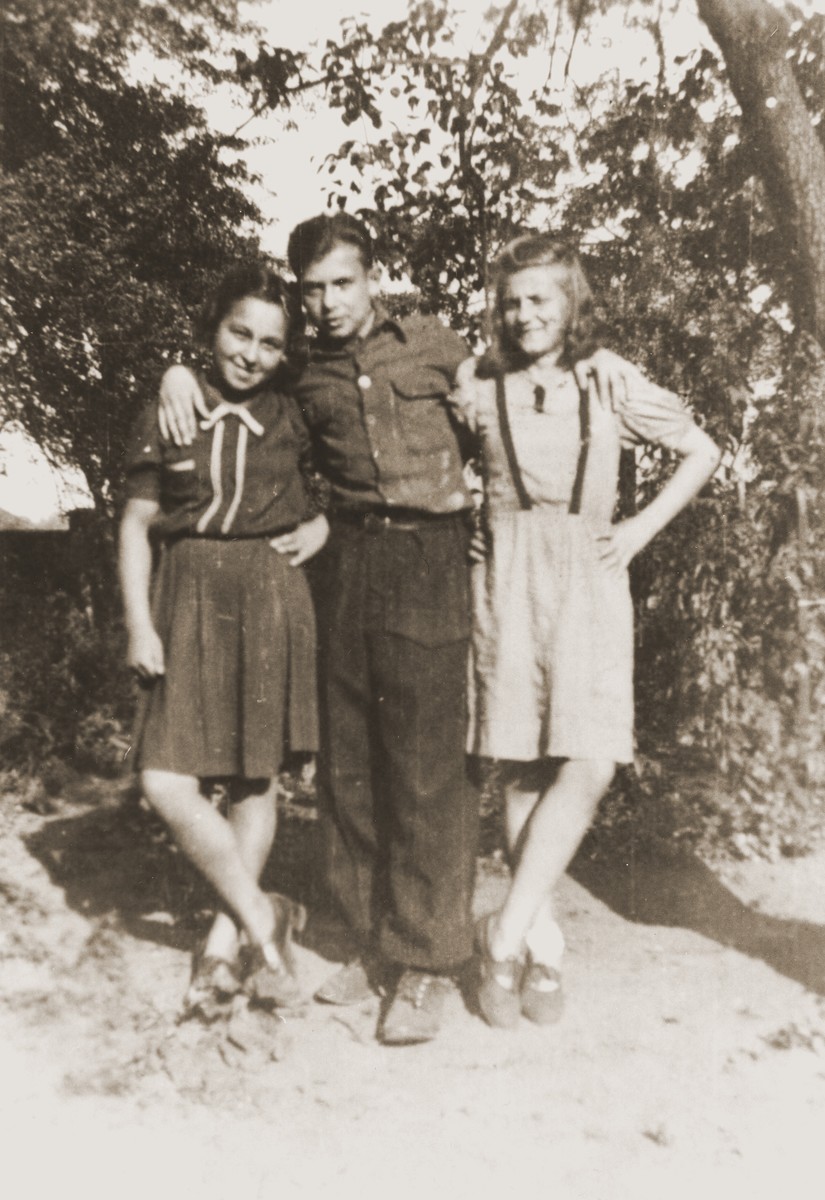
574;348;645;411
158;364;203;446
447;355;484;430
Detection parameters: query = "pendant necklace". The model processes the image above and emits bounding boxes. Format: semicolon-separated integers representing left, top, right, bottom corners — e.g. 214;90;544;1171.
527;363;567;414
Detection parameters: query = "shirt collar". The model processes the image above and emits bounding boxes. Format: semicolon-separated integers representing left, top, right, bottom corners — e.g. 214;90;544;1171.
369;303;407;342
197;373;271;435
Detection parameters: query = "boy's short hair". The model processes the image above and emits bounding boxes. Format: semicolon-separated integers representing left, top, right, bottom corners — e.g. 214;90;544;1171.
287;212;374;280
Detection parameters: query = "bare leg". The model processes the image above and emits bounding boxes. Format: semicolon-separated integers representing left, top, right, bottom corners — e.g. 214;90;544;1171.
141;769;278;956
503;758;551;862
499;761;565;965
489;758;615;961
202;779;279;962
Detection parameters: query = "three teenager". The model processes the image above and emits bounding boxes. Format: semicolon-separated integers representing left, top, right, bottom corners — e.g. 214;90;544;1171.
120;214;719;1043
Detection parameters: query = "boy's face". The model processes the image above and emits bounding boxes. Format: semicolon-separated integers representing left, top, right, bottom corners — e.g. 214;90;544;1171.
500;264;570;362
300;242;379;342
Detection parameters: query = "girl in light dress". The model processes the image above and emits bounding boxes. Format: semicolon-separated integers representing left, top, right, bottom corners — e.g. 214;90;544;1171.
119;263;328;1018
453;234;720;1027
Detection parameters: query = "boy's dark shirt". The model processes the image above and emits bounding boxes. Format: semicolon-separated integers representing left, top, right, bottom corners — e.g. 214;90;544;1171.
294;307;472;514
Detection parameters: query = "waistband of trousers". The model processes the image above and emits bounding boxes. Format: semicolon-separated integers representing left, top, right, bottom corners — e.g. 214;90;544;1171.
332;506;468;532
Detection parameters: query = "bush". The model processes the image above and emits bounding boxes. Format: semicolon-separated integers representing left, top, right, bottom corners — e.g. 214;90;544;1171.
0;564;133;777
626;340;825;859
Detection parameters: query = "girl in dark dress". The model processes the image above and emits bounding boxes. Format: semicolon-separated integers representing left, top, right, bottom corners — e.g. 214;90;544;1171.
119;264;327;1017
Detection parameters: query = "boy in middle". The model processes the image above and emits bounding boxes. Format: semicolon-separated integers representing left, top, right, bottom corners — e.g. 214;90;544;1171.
158;212;637;1044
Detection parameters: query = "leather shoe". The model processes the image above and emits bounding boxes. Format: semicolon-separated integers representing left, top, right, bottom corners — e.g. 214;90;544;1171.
521;959;563;1025
244;893;307;1010
379;970;449;1045
475;912;523;1029
183;952;240;1022
314;957;376;1006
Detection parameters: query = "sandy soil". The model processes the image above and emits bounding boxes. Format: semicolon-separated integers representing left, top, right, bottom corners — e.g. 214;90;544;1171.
2;777;825;1200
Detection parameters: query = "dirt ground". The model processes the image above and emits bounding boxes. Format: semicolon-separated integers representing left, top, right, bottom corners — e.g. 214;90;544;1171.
2;775;824;1200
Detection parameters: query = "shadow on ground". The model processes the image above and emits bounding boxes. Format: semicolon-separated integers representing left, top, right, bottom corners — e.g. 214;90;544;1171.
570;847;825;997
23;788;825;998
24;789;326;957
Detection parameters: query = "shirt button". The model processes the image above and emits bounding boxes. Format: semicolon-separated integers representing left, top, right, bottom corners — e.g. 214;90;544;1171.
358;374;372;390
367;414;377;426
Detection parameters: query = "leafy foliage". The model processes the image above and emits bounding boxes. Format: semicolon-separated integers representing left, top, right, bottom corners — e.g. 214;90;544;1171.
0;0;262;503
2;0;824;858
0;0;269;773
313;1;576;330
306;0;825;854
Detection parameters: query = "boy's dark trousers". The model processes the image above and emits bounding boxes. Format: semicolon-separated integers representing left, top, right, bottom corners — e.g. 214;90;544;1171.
314;511;479;972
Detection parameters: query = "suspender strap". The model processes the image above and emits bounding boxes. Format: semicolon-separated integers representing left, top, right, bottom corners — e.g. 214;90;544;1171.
494;373;533;511
495;373;591;515
568;383;590;516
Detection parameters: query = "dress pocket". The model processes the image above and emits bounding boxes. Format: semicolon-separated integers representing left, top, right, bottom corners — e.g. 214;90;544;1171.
161;457;198;503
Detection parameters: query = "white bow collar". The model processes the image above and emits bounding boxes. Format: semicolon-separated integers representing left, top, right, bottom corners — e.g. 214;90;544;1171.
195;391;265;437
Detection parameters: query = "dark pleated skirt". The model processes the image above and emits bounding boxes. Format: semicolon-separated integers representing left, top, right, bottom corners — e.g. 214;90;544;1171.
134;537;318;777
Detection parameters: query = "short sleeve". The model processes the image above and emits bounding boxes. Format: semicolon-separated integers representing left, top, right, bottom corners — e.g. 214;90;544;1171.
401;315;471;386
617;376;696;452
446;355;484;432
123;403;163;502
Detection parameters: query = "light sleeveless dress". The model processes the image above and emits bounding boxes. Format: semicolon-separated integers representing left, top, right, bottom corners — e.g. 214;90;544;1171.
452;360;695;764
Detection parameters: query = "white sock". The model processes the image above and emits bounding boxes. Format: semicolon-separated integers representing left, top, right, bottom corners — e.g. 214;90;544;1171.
524;908;565;968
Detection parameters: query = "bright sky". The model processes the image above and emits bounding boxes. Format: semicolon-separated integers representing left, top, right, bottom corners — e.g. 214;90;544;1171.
212;0;716;254
212;0;418;251
198;0;825;254
0;425;93;527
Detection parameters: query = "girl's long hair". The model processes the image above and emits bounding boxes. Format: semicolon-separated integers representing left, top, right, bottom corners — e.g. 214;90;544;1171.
478;233;597;377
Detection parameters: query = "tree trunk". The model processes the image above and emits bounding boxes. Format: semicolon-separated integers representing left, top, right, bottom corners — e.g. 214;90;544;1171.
697;0;825;347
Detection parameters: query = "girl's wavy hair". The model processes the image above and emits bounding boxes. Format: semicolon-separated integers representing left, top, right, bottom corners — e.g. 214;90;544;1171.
196;261;305;381
479;233;597;376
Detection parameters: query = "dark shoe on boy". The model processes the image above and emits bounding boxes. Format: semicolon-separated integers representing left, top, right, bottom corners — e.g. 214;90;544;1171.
314;957;378;1006
379;969;450;1045
520;958;563;1025
475;912;524;1030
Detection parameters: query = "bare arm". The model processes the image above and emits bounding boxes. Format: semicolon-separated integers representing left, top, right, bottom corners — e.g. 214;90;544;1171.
158;365;203;445
118;498;165;679
597;423;721;574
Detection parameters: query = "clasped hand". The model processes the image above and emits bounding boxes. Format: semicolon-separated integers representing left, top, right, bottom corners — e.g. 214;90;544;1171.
270;513;330;566
127;626;165;680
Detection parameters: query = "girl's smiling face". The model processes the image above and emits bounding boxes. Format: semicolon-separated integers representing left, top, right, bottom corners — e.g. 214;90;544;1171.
500;265;571;364
212;296;287;394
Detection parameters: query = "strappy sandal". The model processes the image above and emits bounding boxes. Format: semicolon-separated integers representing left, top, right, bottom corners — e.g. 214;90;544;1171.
521;957;564;1025
244;893;307;1010
474;912;524;1029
